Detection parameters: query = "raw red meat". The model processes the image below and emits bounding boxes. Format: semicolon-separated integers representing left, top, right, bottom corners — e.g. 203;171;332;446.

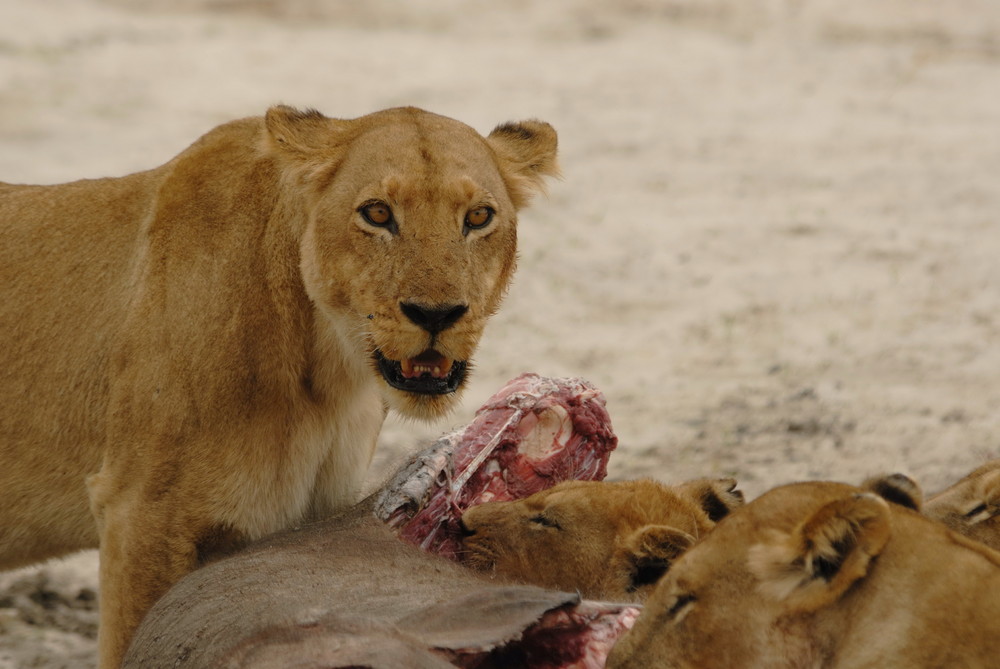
445;599;641;669
375;373;619;559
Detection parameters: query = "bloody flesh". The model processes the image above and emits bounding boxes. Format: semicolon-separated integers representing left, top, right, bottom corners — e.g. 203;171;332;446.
375;373;619;560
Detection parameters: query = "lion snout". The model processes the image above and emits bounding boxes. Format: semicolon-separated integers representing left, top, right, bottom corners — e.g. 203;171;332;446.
399;301;468;334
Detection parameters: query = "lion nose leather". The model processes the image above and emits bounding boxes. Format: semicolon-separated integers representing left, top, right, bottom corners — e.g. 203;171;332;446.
400;302;468;334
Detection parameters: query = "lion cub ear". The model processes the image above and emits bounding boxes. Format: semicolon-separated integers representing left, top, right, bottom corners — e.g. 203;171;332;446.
486;120;560;209
676;477;745;522
619;524;696;593
264;105;348;158
748;493;891;614
860;472;923;511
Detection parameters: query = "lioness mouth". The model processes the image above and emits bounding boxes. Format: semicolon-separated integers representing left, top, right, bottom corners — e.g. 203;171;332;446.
375;349;467;395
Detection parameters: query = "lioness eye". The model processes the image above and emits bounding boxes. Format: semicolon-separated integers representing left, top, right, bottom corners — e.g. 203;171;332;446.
529;514;561;530
464;206;494;230
359;202;395;228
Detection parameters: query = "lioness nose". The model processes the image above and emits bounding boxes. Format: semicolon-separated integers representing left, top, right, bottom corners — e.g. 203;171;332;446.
400;302;468;334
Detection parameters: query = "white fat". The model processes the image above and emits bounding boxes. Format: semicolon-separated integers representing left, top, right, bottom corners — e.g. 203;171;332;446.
517;404;571;460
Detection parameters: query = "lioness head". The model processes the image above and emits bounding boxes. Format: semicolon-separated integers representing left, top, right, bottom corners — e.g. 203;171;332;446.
606;481;895;668
459;478;744;601
265;106;558;418
606;478;1000;669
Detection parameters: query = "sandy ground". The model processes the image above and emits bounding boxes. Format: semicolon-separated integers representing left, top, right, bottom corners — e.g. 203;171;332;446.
2;0;1000;666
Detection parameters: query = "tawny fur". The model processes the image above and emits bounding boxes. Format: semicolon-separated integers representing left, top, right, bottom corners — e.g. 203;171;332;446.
460;477;743;601
607;481;1000;669
0;105;557;668
924;459;1000;551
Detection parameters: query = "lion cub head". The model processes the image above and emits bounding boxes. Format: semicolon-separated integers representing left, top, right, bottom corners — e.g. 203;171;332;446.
459;478;744;601
925;460;1000;551
861;465;1000;551
265;106;558;418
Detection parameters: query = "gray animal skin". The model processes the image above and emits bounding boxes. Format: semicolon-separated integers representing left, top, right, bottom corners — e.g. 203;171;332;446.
123;498;635;669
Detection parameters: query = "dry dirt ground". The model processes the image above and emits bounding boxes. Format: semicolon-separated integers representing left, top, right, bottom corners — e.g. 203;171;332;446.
2;0;999;666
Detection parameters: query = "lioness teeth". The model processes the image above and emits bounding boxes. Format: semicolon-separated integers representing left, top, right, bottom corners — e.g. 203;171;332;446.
400;353;453;379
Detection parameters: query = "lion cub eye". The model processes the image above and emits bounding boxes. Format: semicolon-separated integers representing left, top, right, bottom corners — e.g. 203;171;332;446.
666;593;696;620
359;201;396;231
529;514;562;530
964;503;990;522
464;206;495;232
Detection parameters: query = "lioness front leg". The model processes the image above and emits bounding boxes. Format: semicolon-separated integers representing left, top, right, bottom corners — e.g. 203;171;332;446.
90;478;202;669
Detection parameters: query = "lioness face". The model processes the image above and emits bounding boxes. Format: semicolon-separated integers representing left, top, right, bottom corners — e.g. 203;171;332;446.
606;482;894;669
460;478;743;601
606;498;784;669
270;107;558;419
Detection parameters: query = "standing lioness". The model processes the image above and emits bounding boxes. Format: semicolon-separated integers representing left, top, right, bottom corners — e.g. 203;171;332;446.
0;105;557;668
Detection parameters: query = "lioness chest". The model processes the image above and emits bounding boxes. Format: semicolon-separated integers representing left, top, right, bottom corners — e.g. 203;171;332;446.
209;319;389;541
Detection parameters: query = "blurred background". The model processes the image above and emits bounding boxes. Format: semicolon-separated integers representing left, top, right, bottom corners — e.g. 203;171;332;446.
2;1;999;666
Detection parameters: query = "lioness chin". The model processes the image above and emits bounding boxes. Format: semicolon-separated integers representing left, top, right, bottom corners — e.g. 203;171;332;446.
0;105;558;668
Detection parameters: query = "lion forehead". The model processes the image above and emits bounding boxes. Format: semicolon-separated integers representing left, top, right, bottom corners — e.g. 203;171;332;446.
343;112;500;175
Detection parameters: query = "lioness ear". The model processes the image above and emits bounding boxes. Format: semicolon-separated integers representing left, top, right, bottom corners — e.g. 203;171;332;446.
486;120;560;209
265;105;346;157
676;477;745;522
748;493;890;613
860;472;923;511
619;524;696;593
